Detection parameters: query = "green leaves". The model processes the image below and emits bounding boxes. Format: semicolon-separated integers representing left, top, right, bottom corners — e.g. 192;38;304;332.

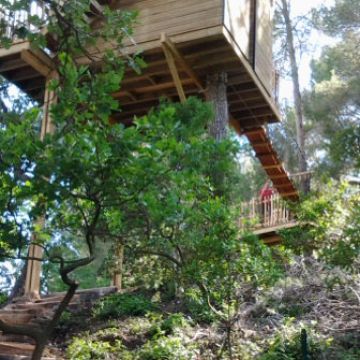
282;182;360;269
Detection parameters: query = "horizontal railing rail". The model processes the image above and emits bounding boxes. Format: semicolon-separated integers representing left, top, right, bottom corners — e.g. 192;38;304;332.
240;193;295;230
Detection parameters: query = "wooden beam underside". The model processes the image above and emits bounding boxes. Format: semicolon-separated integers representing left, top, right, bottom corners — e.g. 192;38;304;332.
0;43;54;103
0;34;279;127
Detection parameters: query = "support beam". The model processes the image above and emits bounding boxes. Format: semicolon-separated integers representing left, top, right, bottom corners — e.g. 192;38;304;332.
24;71;57;299
20;49;54;78
23;218;45;300
161;33;205;91
112;244;124;291
161;34;186;103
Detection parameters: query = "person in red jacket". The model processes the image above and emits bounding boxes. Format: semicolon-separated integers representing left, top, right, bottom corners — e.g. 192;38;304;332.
259;180;274;224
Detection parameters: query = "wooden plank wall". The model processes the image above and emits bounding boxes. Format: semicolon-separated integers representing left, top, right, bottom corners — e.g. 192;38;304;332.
254;0;273;95
223;0;252;60
115;0;223;45
224;0;274;96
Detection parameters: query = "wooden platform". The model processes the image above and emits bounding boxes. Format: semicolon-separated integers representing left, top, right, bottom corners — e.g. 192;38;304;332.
0;41;55;103
254;221;299;236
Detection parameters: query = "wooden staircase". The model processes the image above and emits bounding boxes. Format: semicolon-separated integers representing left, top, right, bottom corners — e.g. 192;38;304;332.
0;287;117;359
236;126;300;244
243;126;299;202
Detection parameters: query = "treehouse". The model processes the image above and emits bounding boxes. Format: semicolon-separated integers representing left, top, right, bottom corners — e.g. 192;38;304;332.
0;0;300;296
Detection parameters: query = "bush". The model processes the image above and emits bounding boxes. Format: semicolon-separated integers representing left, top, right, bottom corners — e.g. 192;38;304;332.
92;293;157;320
0;292;8;306
160;313;189;335
67;335;125;360
149;313;190;337
259;329;324;360
138;336;198;360
184;291;216;324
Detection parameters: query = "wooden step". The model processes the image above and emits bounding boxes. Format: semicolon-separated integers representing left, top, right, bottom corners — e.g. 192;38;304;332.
0;334;34;345
0;313;33;326
0;342;34;356
0;287;118;359
6;300;80;311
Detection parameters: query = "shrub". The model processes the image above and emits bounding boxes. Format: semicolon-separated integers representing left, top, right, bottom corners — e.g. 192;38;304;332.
160;313;189;335
184;291;216;324
66;335;125;360
259;329;324;360
138;336;198;360
149;313;190;337
92;293;157;320
0;292;8;306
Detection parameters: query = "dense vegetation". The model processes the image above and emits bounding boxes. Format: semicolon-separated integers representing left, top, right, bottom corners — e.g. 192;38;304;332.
0;0;359;359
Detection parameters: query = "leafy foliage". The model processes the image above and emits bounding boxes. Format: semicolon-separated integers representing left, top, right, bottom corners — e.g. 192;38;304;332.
92;293;157;320
259;329;323;360
149;313;190;338
138;336;197;360
304;0;360;174
0;292;8;306
67;330;127;360
281;182;360;268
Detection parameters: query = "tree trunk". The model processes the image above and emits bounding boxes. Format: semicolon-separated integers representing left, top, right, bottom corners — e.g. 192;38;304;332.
9;263;26;301
206;72;229;141
281;0;310;194
205;72;229;196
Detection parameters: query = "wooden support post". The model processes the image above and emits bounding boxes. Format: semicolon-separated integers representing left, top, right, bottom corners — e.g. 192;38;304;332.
24;71;57;299
206;72;229;141
161;33;204;92
161;34;186;103
23;218;45;300
112;244;124;291
160;33;205;103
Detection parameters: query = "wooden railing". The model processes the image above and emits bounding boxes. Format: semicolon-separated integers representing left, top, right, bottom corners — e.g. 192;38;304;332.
240;193;295;230
0;0;47;41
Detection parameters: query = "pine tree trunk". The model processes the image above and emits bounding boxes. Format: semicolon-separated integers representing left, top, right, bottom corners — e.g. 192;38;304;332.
206;72;229;196
281;0;310;194
206;72;228;141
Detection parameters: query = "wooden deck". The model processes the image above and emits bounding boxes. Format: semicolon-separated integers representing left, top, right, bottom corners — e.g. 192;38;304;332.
240;193;299;244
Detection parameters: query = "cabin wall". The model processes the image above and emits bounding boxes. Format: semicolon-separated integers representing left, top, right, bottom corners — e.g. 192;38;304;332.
113;0;274;97
223;0;274;96
254;0;273;95
223;0;252;61
116;0;223;45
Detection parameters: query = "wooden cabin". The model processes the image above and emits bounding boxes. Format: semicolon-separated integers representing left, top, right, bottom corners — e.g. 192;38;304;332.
1;0;279;124
0;0;299;296
1;1;297;197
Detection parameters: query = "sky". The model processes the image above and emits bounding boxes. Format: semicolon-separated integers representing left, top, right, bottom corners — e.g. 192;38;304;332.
279;0;336;101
